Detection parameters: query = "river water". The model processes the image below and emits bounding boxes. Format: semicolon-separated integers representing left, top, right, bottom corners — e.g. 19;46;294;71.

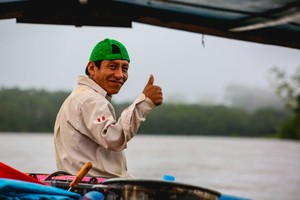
0;133;299;200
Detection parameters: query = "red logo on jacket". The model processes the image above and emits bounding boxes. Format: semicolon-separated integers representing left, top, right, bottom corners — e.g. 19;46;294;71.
97;116;106;122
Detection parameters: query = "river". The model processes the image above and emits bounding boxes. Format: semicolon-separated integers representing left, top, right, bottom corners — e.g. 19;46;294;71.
0;133;299;200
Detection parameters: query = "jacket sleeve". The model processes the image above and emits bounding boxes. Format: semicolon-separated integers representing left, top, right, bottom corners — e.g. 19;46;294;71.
80;93;155;151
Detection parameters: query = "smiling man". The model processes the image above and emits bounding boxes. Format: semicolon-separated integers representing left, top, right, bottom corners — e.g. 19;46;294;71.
54;38;163;177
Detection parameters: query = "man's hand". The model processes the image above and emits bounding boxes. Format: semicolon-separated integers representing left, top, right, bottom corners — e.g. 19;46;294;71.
143;74;163;106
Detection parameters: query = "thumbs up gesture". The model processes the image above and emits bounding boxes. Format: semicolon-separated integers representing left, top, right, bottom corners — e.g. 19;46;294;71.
143;74;163;106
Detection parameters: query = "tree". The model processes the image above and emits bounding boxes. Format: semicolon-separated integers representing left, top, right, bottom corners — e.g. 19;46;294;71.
269;66;300;139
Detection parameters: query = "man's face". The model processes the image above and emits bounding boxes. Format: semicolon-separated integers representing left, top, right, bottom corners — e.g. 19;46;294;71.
92;60;129;95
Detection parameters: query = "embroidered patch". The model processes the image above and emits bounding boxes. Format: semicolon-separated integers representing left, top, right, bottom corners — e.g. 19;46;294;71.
97;116;106;123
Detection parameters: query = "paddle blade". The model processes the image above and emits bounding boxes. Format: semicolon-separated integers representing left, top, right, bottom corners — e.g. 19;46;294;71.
0;162;45;185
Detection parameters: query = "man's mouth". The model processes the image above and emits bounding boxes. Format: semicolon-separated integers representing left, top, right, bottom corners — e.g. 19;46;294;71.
110;80;123;86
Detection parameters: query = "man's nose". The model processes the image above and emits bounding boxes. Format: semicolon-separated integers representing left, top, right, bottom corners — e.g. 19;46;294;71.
114;67;124;78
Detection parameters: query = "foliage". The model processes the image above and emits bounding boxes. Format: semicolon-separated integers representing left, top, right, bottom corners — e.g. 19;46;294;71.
269;66;300;139
136;104;289;137
115;103;288;138
0;87;291;139
0;87;69;132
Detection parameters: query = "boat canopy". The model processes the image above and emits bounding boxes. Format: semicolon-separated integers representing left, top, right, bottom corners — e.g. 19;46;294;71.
0;0;300;49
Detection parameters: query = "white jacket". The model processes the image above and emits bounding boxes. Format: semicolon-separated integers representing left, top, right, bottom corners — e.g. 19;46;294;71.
54;75;154;177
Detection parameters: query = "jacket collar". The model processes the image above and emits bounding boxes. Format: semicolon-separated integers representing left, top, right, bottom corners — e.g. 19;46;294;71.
77;75;111;101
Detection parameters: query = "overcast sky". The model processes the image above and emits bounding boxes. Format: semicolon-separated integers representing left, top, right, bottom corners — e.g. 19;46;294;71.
1;19;300;105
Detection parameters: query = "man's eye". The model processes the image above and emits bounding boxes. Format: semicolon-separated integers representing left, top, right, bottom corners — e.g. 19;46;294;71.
122;67;128;73
109;65;117;69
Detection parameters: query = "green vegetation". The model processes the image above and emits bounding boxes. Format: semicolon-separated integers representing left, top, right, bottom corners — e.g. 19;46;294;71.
133;104;289;137
0;87;292;139
269;67;300;140
0;88;67;132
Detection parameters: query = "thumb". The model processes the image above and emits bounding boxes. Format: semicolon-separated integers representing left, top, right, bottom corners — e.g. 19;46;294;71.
147;74;154;85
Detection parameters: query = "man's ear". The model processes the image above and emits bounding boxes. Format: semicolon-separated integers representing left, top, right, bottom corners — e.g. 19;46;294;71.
87;62;96;77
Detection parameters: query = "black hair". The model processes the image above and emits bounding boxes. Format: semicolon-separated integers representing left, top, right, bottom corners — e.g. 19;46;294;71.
85;60;102;76
94;60;102;68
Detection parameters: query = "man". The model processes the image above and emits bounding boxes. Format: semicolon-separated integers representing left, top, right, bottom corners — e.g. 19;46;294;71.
54;38;163;177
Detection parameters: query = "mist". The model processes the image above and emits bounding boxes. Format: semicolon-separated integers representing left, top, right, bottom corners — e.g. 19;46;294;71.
224;83;284;111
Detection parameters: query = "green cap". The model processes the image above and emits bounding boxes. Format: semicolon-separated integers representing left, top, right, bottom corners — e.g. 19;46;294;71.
86;38;130;75
90;38;130;61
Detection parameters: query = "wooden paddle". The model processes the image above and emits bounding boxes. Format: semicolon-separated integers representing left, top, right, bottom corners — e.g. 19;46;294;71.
68;161;93;191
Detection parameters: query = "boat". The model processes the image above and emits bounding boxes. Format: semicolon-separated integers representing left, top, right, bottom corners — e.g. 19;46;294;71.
0;162;251;200
2;2;284;199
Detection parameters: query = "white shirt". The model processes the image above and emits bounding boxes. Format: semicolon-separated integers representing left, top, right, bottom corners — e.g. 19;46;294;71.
54;76;154;177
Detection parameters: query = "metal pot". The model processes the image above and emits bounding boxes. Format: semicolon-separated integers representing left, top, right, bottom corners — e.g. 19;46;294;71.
93;178;221;200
